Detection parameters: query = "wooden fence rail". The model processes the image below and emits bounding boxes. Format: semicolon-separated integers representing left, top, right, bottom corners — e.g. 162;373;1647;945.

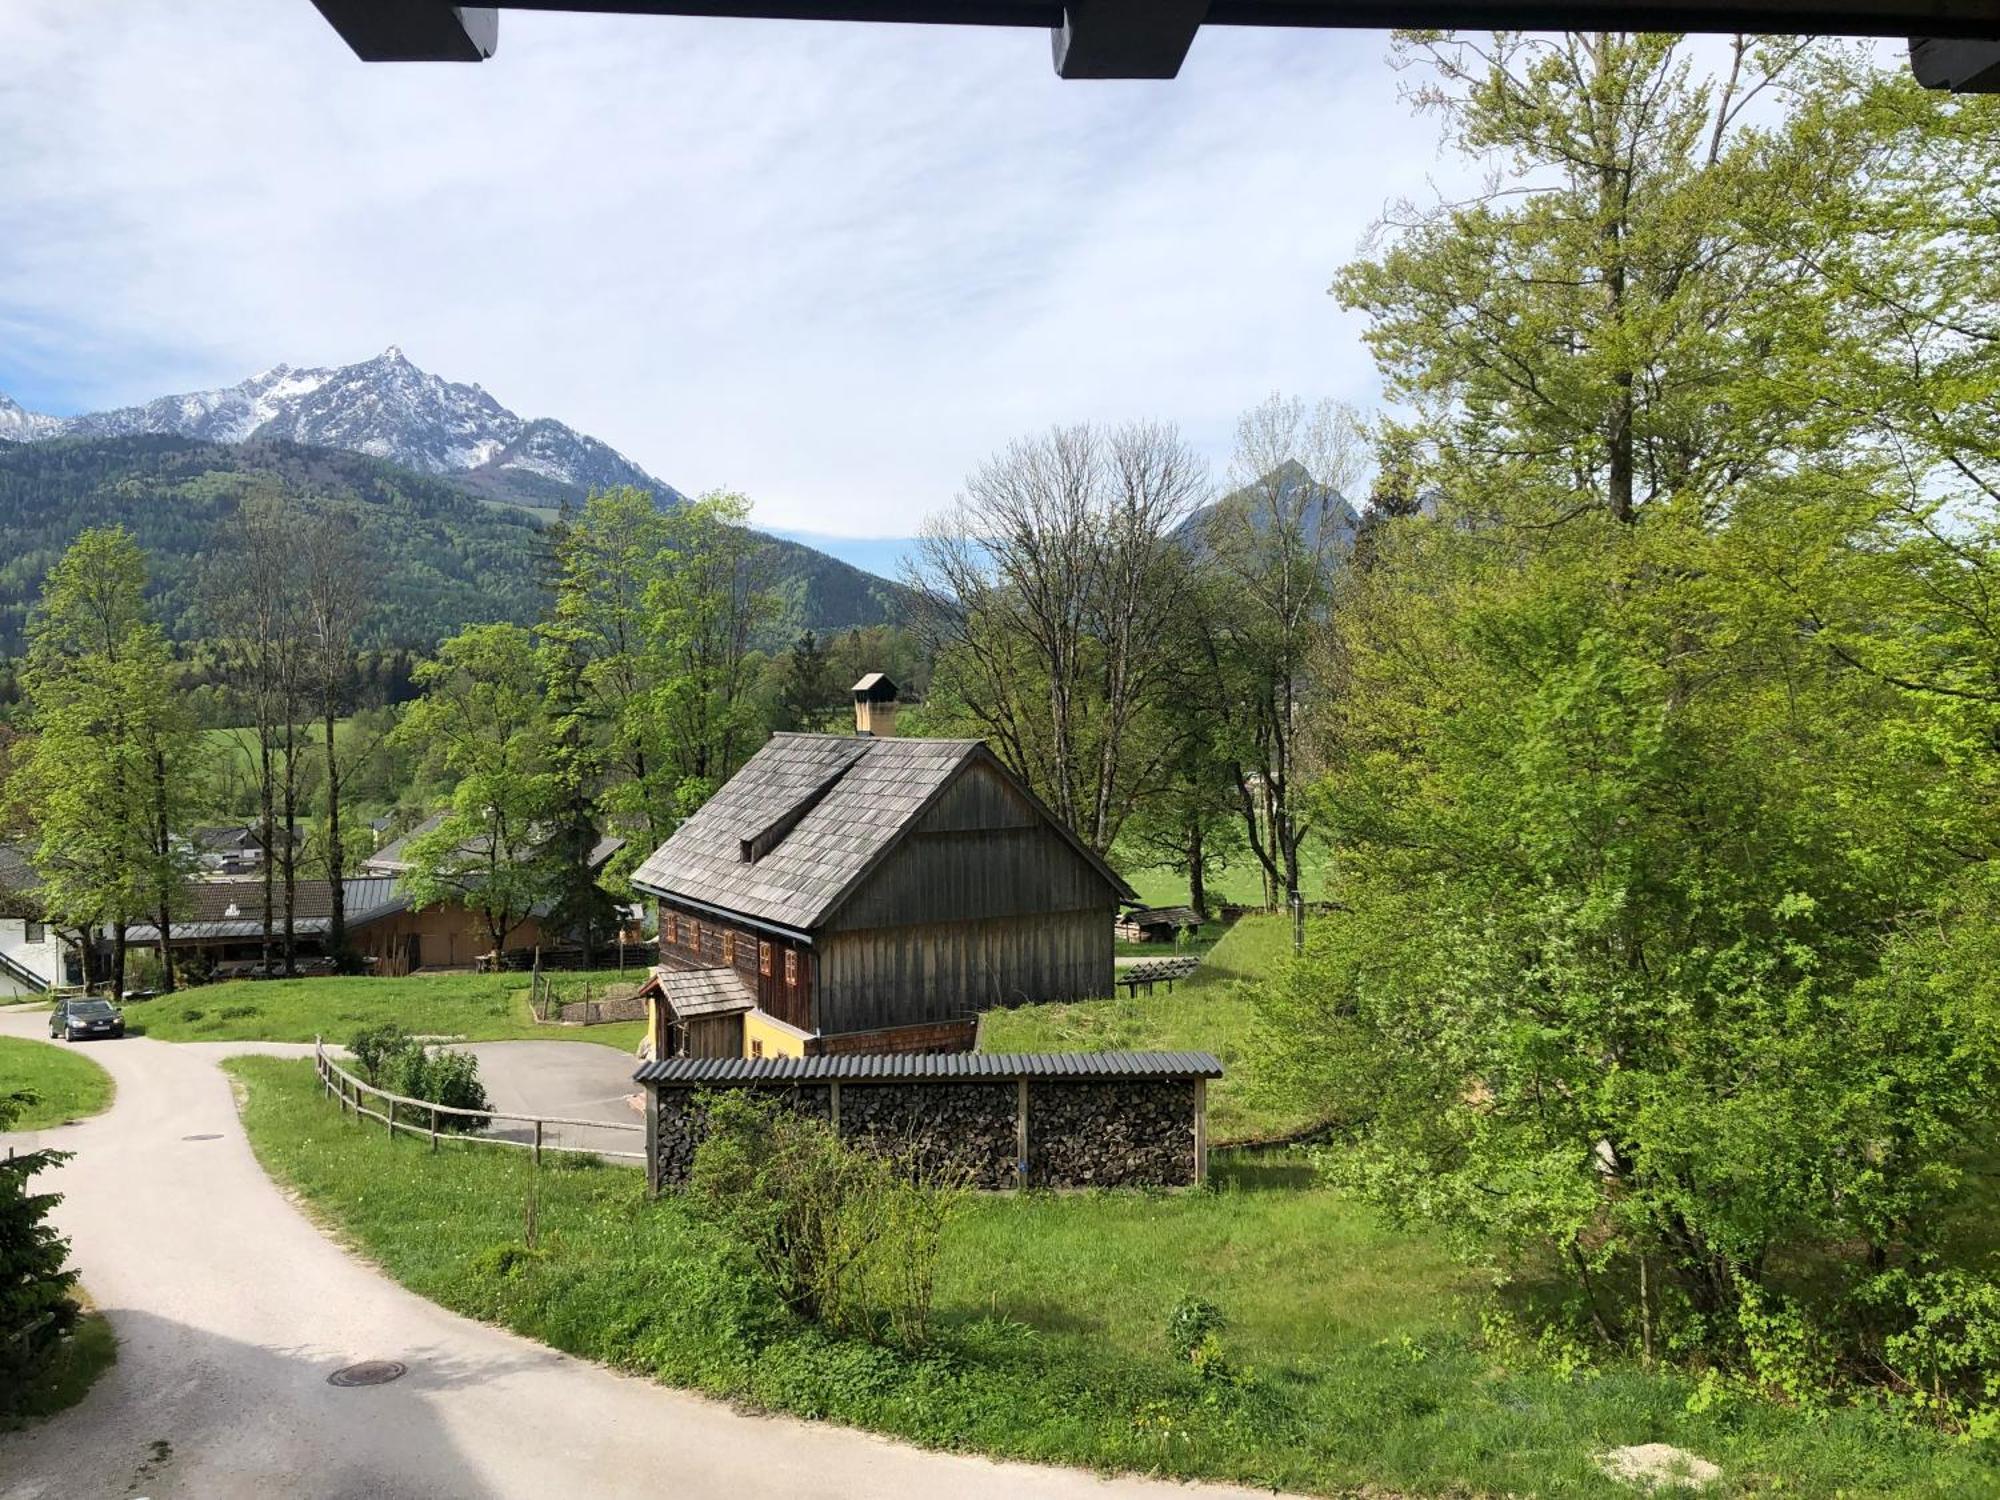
312;1038;645;1164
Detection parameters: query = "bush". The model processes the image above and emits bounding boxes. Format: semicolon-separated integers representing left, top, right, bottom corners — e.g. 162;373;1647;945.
346;1023;491;1132
0;1090;77;1412
686;1092;966;1349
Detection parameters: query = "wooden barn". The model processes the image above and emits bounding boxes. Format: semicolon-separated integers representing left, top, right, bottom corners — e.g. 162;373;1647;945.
630;697;1135;1060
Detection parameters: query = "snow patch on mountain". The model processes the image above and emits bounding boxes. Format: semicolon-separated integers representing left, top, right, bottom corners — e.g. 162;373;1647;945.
0;348;678;500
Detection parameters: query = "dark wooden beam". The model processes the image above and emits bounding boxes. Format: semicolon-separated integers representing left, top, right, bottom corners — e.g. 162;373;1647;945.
310;2;498;61
307;0;2000;90
1052;0;1209;78
1910;36;2000;88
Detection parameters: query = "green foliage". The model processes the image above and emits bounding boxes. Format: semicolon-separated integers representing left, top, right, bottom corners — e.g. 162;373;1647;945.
0;435;909;662
4;525;202;989
345;1021;490;1127
686;1091;966;1350
1279;37;2000;1420
0;1090;78;1408
391;623;561;953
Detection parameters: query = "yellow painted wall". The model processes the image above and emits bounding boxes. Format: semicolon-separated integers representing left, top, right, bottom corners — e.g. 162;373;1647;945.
743;1008;811;1059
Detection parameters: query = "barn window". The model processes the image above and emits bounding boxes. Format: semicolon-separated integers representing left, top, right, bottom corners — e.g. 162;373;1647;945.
691;919;704;951
723;932;736;966
24;921;43;944
750;1039;764;1058
784;950;798;987
665;913;678;945
759;941;772;976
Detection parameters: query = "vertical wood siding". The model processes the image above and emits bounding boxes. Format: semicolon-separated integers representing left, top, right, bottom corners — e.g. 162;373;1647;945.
657;898;813;1031
815;907;1111;1034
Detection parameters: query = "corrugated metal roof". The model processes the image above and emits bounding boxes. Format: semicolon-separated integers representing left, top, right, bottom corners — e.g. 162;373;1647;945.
634;1049;1223;1085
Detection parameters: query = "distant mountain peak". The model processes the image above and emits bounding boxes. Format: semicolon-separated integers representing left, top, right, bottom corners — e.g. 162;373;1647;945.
0;350;682;505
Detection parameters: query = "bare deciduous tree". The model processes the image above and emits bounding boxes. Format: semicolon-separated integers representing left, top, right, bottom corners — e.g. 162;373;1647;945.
910;421;1206;855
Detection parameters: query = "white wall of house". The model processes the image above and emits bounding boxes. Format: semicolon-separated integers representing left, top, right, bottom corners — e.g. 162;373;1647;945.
0;915;67;997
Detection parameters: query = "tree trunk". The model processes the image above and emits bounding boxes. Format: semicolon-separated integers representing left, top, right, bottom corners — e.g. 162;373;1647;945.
1186;817;1208;920
325;707;345;959
260;732;275;972
152;746;177;994
282;717;298;976
111;921;128;1000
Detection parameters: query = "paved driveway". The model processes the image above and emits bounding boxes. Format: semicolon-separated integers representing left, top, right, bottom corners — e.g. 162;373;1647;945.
0;1014;1279;1500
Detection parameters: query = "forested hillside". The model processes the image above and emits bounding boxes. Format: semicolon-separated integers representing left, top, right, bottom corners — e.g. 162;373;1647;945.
0;435;910;655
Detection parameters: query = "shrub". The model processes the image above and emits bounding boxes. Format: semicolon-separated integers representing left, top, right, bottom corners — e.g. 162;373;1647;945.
346;1023;490;1131
686;1092;966;1349
0;1090;77;1411
178;1008;204;1024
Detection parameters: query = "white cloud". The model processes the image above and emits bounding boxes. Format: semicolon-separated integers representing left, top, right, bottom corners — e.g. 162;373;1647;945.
0;2;1462;535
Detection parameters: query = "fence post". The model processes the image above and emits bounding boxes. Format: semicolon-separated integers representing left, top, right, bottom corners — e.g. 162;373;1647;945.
1016;1077;1029;1191
533;1118;543;1166
387;1096;396;1140
430;1105;439;1153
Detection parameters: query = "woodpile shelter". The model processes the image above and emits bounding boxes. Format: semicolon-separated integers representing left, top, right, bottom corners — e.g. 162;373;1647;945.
635;1049;1223;1194
1115;905;1203;944
630;718;1137;1061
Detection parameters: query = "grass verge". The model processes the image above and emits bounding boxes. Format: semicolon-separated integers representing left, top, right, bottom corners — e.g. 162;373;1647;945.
120;970;647;1051
226;1054;1990;1498
982;915;1313;1145
0;1036;115;1129
1;1305;117;1432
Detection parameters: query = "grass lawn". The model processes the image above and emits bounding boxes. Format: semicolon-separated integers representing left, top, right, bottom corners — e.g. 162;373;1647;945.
0;1304;117;1432
120;969;649;1053
1116;838;1333;913
0;1036;115;1129
982;915;1315;1146
227;1054;1991;1498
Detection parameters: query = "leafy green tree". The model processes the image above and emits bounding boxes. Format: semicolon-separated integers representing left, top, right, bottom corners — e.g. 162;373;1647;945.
1263;34;2000;1396
7;528;199;994
773;630;837;731
393;624;558;956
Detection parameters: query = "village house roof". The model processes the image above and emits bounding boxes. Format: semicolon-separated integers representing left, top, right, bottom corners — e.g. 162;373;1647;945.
634;1049;1224;1086
641;965;756;1019
629;733;1135;936
0;843;43;920
128;877;409;943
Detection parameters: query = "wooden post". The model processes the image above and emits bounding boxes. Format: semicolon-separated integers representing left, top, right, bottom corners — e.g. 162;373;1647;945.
1015;1077;1029;1191
430;1105;439;1153
387;1096;396;1140
829;1080;842;1134
1193;1077;1208;1187
533;1118;543;1166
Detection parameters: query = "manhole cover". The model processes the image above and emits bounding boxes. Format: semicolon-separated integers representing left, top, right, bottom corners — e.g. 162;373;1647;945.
328;1360;407;1387
181;1133;221;1141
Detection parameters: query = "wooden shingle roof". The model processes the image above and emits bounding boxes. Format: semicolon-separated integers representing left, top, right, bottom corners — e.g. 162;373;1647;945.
630;732;1133;934
649;965;757;1019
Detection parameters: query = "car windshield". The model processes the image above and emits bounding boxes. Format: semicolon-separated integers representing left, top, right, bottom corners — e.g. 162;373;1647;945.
71;1001;116;1018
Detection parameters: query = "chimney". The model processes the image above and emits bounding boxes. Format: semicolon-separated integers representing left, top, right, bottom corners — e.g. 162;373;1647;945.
852;673;898;737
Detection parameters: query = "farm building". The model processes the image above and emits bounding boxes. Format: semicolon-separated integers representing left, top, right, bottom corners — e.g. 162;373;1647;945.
630;686;1136;1060
0;844;75;996
1115;905;1203;944
127;877;566;977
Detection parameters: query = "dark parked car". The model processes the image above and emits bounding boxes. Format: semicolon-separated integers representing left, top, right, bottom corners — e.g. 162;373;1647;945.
50;997;125;1041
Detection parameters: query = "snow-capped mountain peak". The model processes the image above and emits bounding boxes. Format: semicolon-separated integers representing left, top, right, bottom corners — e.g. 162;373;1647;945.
0;350;678;501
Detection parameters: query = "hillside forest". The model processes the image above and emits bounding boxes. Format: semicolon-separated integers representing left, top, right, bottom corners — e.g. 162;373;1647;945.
4;35;2000;1436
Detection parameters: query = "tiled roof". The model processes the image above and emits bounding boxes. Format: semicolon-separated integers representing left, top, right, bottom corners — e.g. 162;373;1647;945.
634;1049;1224;1085
651;965;756;1019
629;733;986;933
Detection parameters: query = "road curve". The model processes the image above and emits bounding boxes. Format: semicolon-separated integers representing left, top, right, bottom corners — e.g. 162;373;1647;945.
0;1014;1279;1500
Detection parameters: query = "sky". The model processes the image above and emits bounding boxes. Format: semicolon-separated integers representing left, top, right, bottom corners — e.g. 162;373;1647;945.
0;2;1466;545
